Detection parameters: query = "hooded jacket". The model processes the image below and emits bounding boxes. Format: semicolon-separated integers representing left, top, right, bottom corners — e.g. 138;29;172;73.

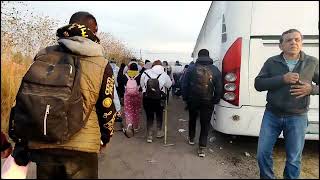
28;36;116;153
140;65;172;93
182;56;223;105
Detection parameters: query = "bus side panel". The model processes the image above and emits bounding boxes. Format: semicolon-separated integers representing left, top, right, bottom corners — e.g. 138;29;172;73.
212;105;319;140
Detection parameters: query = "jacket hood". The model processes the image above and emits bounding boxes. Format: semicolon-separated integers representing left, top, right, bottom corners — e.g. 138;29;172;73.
196;56;213;65
58;36;105;57
151;65;165;74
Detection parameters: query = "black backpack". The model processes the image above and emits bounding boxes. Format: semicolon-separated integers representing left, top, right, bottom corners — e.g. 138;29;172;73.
144;72;166;100
9;45;85;144
189;64;214;101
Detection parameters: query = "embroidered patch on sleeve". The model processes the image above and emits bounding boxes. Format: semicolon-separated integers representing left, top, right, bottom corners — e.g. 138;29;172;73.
103;112;117;136
102;98;113;108
104;76;115;96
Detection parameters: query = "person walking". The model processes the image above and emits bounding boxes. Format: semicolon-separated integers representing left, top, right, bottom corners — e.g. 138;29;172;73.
9;11;116;179
117;63;126;105
182;49;223;157
254;29;319;179
140;60;172;143
121;63;142;136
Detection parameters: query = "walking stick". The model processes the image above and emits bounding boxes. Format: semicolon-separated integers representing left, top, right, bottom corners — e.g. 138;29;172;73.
164;87;168;145
163;87;175;147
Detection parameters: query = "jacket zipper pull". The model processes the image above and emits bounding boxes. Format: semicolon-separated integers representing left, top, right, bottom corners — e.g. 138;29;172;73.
69;64;73;74
43;104;50;136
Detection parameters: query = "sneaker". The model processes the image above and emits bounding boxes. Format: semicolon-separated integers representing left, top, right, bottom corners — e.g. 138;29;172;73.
123;124;134;138
156;130;164;138
188;138;195;145
147;135;153;143
198;147;206;157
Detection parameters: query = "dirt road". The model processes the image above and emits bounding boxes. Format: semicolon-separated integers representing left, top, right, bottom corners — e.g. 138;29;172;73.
2;95;318;179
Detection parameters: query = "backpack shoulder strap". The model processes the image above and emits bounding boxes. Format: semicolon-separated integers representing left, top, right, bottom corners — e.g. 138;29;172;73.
156;73;163;79
156;73;164;90
125;73;132;80
132;74;139;80
144;71;151;79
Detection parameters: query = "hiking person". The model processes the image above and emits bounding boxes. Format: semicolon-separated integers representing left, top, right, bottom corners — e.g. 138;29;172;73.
121;63;142;137
123;58;142;75
255;29;319;179
162;61;174;102
117;63;126;105
110;59;120;88
179;64;189;96
110;60;122;130
182;49;223;157
140;59;152;74
140;60;172;143
8;11;116;179
163;61;173;79
172;60;184;97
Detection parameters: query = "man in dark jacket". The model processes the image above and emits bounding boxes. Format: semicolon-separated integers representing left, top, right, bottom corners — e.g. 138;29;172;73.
254;29;319;179
182;49;223;157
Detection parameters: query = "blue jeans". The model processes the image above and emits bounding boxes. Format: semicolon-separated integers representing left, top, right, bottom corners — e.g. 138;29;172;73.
257;110;308;179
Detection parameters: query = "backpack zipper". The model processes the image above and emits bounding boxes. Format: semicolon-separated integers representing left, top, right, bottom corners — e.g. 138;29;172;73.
43;104;50;136
69;64;73;74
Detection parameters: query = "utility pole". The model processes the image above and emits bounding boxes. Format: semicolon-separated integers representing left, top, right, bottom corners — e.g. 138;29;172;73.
139;49;142;61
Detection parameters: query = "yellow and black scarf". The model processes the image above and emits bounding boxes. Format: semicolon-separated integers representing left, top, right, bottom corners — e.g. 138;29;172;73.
56;23;100;43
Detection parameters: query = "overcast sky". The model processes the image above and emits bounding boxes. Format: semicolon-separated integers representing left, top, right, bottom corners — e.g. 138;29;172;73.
21;1;211;63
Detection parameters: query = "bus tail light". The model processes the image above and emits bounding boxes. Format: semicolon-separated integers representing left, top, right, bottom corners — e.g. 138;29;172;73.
222;37;242;106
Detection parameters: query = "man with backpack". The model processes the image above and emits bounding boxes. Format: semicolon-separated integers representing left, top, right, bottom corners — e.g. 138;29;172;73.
182;49;223;157
140;60;172;143
9;11;116;178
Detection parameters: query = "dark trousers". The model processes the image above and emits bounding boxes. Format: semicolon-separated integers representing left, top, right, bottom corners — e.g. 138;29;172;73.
188;101;214;148
143;97;164;131
30;149;98;179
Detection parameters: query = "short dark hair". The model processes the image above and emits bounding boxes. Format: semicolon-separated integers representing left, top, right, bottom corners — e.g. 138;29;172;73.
145;60;150;64
198;49;209;57
280;29;303;44
69;11;98;33
131;58;137;62
129;63;138;70
120;63;126;68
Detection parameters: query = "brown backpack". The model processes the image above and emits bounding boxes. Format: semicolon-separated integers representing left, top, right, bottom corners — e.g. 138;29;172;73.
9;45;85;144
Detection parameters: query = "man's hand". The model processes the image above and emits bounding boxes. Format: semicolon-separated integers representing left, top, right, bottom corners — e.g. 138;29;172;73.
283;72;299;84
290;81;312;98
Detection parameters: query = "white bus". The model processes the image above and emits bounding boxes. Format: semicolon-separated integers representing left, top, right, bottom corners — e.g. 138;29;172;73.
192;1;319;140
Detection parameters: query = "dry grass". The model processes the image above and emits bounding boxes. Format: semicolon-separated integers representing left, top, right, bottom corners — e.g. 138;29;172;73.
1;51;29;134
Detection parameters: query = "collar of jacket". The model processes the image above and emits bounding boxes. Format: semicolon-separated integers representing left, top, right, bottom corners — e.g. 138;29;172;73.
276;51;306;64
196;56;213;65
58;36;105;57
